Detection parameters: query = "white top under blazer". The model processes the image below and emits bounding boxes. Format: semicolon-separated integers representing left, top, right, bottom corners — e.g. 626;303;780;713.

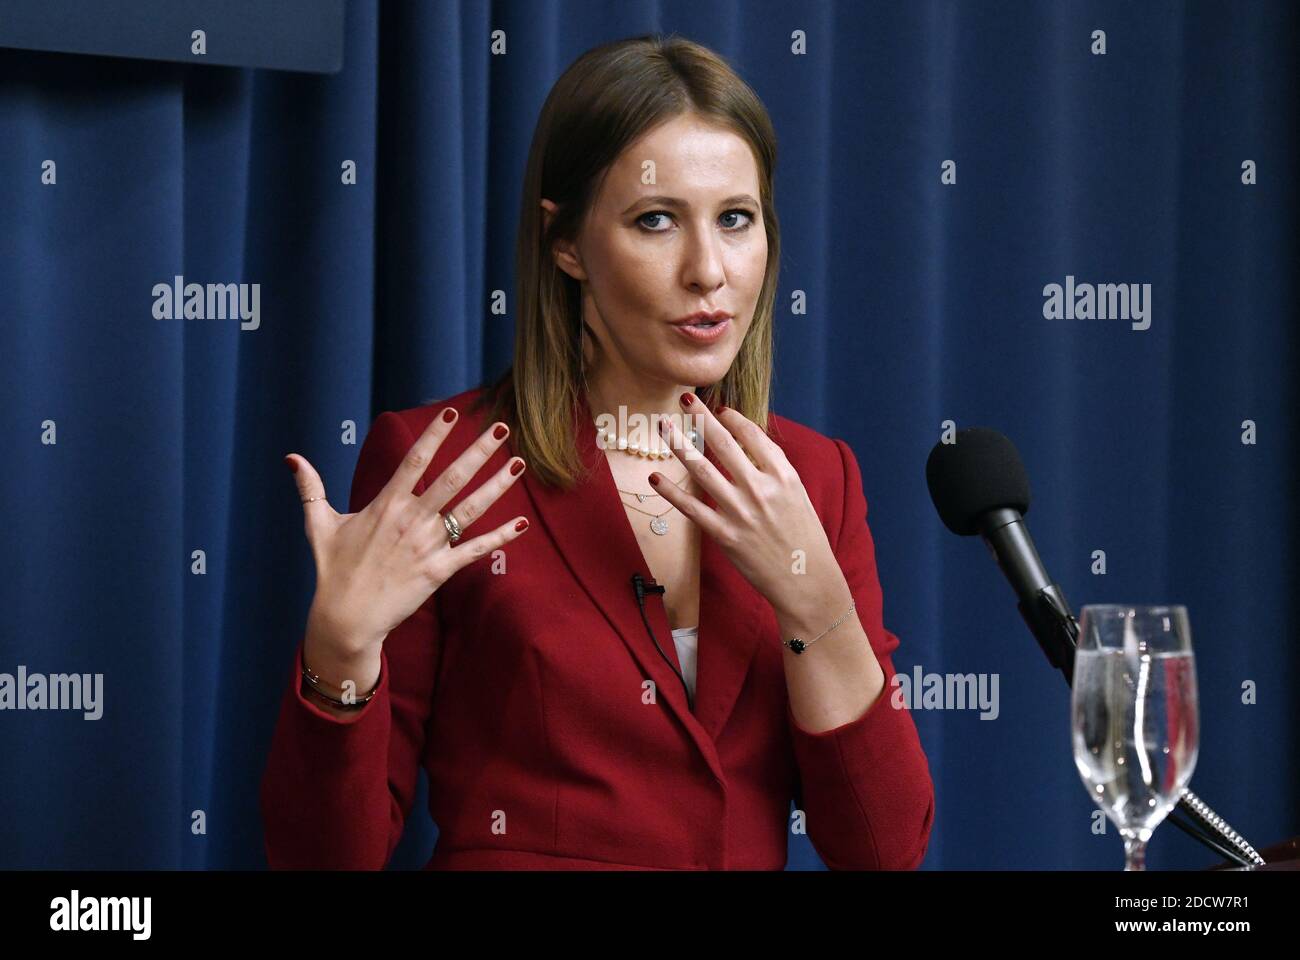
670;625;700;700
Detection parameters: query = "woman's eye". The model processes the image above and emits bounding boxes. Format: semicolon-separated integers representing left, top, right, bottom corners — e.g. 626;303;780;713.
719;209;755;231
636;209;756;233
638;211;672;231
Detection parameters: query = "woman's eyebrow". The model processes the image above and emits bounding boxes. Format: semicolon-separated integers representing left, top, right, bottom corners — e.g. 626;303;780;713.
622;193;757;213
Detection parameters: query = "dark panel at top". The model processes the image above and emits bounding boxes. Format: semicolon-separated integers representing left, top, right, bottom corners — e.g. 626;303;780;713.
0;0;345;73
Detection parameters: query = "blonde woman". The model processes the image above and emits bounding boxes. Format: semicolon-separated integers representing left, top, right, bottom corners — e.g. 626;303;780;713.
260;33;933;871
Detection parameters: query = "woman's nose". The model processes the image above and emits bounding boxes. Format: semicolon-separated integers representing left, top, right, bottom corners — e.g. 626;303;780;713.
681;225;726;291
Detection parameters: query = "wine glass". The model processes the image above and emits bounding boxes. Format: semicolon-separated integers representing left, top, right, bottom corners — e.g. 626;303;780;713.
1071;604;1199;870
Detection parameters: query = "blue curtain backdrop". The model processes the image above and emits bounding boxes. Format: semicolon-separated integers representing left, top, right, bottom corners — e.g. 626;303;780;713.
0;0;1295;870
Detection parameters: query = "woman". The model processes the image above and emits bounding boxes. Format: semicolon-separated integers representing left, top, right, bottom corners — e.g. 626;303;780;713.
260;33;933;871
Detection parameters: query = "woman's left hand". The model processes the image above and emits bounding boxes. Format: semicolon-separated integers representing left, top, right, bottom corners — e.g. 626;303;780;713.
652;393;846;619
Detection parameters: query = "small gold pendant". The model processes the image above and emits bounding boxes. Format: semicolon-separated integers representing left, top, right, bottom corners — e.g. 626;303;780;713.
650;516;669;536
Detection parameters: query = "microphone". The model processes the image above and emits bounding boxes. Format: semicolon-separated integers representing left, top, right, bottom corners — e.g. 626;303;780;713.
630;573;692;710
925;426;1263;867
632;572;666;603
925;426;1078;682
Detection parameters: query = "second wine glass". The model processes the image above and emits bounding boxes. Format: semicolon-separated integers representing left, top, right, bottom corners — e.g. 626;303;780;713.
1071;604;1199;870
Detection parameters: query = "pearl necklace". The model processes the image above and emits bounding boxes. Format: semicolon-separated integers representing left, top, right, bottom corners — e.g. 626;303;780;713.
594;422;698;460
596;420;698;535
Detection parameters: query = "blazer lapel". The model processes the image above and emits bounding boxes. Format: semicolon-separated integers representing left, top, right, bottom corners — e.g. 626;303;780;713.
693;526;768;742
519;393;769;775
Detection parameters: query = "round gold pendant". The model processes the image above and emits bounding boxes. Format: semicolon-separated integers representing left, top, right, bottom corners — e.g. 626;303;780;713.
650;516;669;536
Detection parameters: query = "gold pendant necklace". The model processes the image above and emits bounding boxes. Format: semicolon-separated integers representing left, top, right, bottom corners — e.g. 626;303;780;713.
593;413;692;535
621;497;675;535
616;473;689;536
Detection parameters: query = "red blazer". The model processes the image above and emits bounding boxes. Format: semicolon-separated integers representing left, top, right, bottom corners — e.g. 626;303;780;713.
260;385;934;870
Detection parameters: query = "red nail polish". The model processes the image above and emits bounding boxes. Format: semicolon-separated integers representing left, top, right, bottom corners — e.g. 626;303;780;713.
514;518;529;532
649;473;660;487
284;456;298;474
442;408;457;422
493;424;508;440
679;392;694;407
510;459;525;476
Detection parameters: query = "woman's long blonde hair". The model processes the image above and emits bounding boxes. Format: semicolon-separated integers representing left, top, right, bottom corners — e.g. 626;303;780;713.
471;32;781;490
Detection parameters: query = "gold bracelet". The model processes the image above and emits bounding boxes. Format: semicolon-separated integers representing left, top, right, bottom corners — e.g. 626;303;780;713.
782;599;857;655
301;650;382;709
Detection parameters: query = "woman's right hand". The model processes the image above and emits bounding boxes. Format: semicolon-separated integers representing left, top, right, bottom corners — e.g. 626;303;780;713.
285;408;529;664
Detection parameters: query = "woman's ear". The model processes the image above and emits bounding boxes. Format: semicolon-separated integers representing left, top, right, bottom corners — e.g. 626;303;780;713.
540;198;587;282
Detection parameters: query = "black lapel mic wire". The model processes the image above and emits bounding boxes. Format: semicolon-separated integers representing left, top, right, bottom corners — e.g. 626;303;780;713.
631;572;694;711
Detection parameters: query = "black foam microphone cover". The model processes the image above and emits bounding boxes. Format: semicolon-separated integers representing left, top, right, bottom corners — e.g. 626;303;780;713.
925;427;1032;536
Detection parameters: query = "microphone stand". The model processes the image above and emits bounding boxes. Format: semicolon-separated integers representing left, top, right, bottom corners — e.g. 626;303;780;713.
1022;587;1265;868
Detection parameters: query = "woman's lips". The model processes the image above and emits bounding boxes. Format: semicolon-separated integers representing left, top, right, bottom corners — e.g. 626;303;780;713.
672;317;730;342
